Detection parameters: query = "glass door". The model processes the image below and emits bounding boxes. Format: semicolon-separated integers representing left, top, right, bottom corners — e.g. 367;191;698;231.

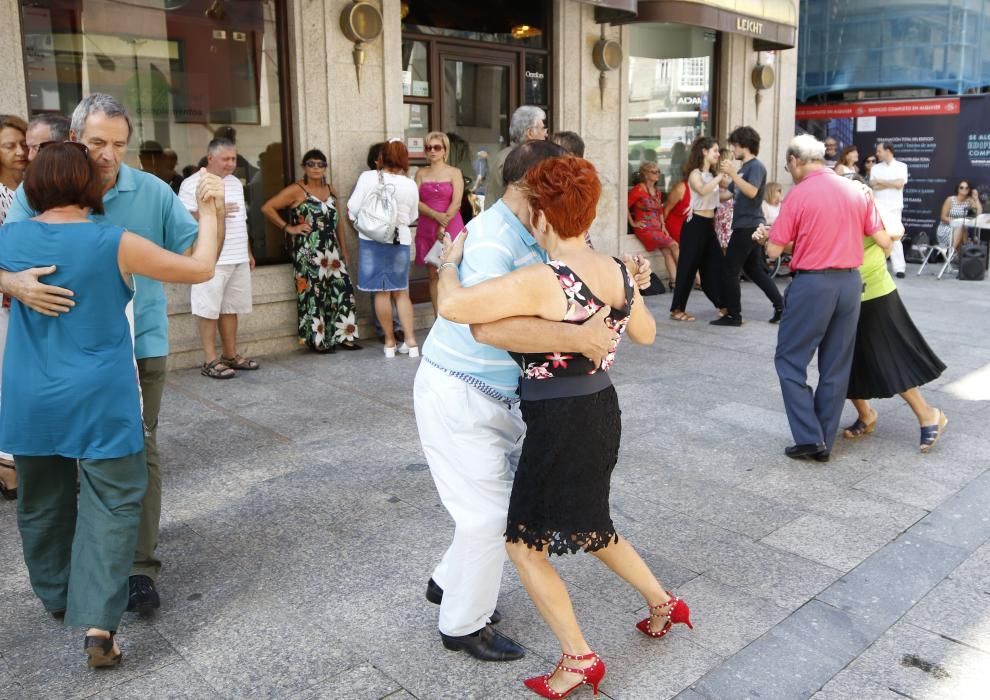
407;47;518;304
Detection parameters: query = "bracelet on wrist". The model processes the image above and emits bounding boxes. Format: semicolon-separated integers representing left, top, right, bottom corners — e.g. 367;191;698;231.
438;262;458;274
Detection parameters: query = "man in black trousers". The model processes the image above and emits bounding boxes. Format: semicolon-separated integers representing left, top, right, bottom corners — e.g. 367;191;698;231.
712;126;784;326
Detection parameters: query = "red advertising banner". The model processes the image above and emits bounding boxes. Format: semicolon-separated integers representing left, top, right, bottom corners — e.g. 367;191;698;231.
795;99;961;120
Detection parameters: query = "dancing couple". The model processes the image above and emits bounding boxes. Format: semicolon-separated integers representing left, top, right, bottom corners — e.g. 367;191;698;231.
415;146;692;698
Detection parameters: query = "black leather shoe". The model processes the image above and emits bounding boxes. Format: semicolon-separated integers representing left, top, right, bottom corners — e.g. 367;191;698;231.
440;625;525;661
426;578;502;624
785;443;828;461
710;315;742;327
813;450;831;463
769;308;783;324
126;575;160;616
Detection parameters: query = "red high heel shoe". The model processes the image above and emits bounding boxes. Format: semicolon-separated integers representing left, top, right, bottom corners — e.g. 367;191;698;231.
524;651;605;698
636;593;693;639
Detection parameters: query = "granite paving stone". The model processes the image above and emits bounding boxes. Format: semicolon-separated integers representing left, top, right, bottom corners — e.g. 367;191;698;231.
0;277;987;698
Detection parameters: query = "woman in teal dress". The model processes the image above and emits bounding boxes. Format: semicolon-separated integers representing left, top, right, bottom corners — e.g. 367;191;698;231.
262;149;360;353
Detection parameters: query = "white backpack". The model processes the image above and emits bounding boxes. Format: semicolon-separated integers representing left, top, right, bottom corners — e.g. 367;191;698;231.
354;170;399;244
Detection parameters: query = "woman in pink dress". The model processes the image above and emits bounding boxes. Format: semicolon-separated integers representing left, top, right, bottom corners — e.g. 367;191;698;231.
415;131;465;313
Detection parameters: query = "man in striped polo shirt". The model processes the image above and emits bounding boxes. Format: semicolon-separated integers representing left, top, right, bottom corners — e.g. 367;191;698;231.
179;137;258;379
414;141;628;661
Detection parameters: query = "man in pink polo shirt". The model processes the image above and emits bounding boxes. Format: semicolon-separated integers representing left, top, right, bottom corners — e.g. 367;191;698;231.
759;134;885;462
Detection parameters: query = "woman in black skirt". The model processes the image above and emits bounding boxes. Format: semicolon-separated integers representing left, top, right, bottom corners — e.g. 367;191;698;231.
842;220;948;452
437;156;692;699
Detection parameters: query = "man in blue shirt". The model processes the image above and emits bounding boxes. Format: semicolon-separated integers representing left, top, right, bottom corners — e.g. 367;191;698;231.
0;94;224;615
415;140;646;661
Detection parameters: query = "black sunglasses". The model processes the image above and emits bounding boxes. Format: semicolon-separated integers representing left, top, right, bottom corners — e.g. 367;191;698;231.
38;140;89;156
304;159;327;168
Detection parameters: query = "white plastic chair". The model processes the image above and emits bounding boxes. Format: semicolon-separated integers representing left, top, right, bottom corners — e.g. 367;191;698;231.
917;218;972;279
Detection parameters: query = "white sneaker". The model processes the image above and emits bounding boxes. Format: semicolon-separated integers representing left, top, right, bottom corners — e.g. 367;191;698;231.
408;346;420;358
384;345;397;359
398;342;410;355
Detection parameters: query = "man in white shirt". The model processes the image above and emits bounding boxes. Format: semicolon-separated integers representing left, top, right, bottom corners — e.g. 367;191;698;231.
179;137;259;378
870;142;909;277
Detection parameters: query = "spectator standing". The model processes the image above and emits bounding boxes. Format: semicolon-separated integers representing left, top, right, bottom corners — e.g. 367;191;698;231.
862;154;877;179
823;137;838;169
762;182;783;226
347;140;420;358
834;146;859;178
870;142;909;277
179;137;259;378
25;113;70;163
0;142;221;668
713;126;783;326
663;179;691;244
261;149;360;354
415;131;465;313
0;93;225;615
760;134;885;462
549;131;585;157
483;106;547;209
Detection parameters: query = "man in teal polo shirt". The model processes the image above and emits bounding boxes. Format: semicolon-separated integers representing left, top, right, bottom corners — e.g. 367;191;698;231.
0;93;225;615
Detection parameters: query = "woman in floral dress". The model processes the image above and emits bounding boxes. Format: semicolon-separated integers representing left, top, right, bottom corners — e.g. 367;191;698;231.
262;149;360;353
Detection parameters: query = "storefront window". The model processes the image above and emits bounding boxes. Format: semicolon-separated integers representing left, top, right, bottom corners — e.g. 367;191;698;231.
21;0;290;264
627;24;717;193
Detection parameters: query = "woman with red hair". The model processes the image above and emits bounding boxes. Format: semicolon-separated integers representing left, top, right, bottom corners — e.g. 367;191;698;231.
437;156;692;699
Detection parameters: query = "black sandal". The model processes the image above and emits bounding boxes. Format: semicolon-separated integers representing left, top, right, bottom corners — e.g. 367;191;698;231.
201;359;236;379
339;341;362;351
842;411;877;439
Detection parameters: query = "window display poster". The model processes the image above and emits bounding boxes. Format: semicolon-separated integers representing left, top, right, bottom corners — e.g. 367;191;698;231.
797;96;988;243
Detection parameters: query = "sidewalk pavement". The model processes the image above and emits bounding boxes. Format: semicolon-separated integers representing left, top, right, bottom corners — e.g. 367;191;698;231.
1;266;989;699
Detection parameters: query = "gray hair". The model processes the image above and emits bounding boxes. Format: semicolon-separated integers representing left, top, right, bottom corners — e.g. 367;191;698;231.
509;105;546;145
70;93;133;140
207;137;236;155
27;113;70;141
787;134;826;164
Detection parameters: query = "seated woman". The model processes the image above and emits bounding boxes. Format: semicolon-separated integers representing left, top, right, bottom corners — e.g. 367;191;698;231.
843;196;948;452
937;180;982;255
628;162;679;289
437;156;691;699
0;142;222;668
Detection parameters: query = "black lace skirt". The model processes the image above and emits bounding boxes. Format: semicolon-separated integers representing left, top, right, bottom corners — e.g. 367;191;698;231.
506;385;620;556
847;290;946;400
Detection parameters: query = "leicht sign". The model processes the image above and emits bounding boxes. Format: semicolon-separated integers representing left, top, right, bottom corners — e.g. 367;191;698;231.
736;17;764;35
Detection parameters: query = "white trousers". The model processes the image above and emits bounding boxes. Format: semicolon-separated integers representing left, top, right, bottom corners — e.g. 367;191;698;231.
888;208;906;273
413;361;524;636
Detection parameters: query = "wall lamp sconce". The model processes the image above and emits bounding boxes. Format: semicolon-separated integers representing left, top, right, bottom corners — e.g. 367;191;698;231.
592;27;622;109
752;51;776;115
340;0;384;91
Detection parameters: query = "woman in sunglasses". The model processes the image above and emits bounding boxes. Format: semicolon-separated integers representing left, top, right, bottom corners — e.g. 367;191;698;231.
937;180;982;255
262;150;361;353
0;141;222;667
414;131;465;313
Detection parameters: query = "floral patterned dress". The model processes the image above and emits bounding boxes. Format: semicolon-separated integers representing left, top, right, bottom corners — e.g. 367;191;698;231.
627;183;675;251
290;186;358;351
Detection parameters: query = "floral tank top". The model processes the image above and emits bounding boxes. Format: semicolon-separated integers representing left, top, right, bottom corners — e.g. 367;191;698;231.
510;258;636;396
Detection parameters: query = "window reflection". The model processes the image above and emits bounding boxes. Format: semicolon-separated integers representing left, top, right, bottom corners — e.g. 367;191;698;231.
21;0;289;264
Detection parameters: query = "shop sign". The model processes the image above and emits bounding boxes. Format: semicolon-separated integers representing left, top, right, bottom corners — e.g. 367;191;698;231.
736;17;764;36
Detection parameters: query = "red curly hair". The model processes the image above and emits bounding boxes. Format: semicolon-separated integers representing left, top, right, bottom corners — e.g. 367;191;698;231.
377;140;410;173
523;156;600;239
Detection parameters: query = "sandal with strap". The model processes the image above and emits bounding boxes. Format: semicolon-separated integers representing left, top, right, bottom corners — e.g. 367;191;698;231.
201;359;236;379
221;354;260;370
524;651;605;699
84;631;122;668
842;410;877;439
919;410;948;453
636;592;693;639
0;458;16;500
670;311;695;322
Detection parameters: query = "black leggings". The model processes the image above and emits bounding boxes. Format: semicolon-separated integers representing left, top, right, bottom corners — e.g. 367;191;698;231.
721;226;784;318
671;215;723;313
